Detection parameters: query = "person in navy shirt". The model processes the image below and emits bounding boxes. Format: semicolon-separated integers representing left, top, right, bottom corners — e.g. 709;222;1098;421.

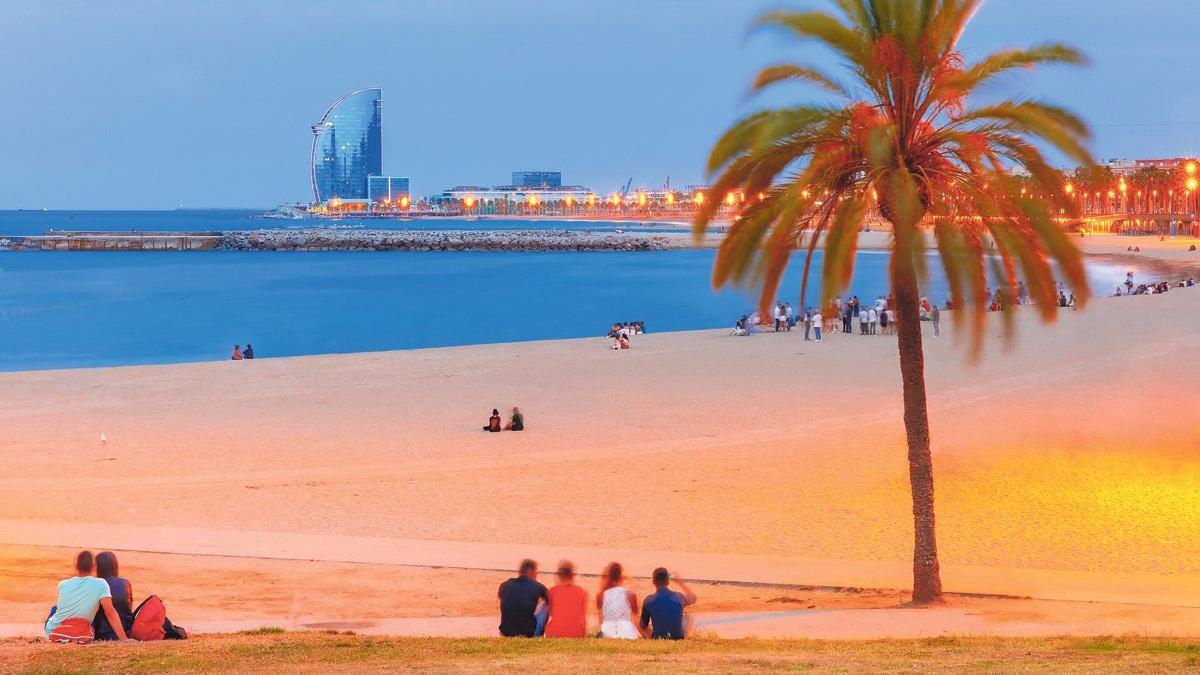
639;567;697;639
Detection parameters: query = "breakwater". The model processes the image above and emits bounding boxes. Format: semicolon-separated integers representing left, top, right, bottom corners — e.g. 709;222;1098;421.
0;229;686;252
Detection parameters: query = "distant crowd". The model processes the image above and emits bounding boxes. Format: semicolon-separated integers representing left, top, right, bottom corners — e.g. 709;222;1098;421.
733;294;941;339
498;559;696;640
607;322;645;350
1112;271;1196;297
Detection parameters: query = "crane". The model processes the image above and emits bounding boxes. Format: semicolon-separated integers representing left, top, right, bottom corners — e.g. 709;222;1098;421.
620;177;633;199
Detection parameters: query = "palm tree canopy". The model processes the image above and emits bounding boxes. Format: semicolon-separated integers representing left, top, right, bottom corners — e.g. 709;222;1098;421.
695;0;1095;352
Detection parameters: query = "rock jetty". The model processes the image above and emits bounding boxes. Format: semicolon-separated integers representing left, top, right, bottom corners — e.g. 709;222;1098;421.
218;229;679;251
2;229;689;252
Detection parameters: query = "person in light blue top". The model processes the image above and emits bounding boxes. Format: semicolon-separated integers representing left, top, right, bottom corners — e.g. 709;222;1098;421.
45;550;129;641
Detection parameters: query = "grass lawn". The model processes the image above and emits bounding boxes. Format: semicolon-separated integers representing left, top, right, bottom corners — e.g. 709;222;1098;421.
3;632;1200;673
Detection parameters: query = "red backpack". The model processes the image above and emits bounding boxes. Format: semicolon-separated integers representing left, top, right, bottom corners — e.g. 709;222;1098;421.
131;595;166;641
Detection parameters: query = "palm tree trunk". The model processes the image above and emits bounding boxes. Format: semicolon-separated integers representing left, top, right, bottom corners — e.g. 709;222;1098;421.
892;235;944;605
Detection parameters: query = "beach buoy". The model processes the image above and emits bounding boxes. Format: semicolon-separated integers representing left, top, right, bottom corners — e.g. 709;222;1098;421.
100;433;107;443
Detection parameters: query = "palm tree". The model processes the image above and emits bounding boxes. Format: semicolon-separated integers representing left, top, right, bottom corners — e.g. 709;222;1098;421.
694;0;1094;605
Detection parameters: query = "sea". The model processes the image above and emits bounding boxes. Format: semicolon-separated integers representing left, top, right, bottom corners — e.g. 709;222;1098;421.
0;210;1132;372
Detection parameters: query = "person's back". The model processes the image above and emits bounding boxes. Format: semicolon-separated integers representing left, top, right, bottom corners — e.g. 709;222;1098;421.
46;576;110;638
498;561;547;637
45;551;127;642
510;411;524;431
641;588;687;639
639;568;696;640
544;562;587;638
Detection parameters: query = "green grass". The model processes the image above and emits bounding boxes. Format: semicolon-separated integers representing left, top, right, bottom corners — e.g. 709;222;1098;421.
4;634;1200;673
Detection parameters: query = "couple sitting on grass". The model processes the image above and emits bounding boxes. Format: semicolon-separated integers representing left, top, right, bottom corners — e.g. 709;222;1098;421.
44;550;186;644
498;559;696;640
483;406;523;432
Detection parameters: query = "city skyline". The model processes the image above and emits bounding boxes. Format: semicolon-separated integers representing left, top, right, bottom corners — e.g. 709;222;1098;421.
3;0;1200;209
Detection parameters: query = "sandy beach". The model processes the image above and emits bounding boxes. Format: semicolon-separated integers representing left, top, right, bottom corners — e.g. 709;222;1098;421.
1;235;1199;637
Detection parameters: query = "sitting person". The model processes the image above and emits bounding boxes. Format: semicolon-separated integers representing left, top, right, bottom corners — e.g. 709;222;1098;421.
483;409;502;432
498;559;548;637
45;550;128;643
544;560;588;638
619;335;630;350
504;407;524;431
243;344;255;359
639;567;697;640
231;345;243;360
91;551;133;641
92;551;186;641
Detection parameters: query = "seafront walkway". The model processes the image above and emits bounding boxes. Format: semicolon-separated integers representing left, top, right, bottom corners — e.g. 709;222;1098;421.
4;519;1200;639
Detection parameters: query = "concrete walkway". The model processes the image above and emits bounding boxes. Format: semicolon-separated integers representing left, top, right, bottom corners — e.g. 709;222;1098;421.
9;605;1200;640
5;519;1200;610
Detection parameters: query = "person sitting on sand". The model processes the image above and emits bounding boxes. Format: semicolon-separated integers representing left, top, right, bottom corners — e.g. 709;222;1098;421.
544;560;588;638
640;567;697;640
231;345;243;360
243;344;255;360
619;335;630;350
597;562;641;639
504;407;524;431
498;559;549;638
483;409;502;432
45;550;129;643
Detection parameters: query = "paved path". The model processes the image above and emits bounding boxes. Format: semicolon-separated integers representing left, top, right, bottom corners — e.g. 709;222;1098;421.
9;605;1200;640
5;519;1200;609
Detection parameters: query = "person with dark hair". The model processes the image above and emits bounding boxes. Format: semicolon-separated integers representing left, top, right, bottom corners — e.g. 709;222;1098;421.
45;550;128;642
544;560;588;638
243;344;255;359
92;551;133;641
497;559;548;637
639;567;697;640
92;551;186;641
231;345;243;361
597;562;640;639
483;409;501;432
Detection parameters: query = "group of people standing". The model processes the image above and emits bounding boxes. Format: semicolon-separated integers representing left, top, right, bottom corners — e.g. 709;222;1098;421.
498;559;697;640
737;294;942;339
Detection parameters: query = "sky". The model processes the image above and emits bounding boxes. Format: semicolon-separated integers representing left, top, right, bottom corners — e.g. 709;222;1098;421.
2;0;1199;209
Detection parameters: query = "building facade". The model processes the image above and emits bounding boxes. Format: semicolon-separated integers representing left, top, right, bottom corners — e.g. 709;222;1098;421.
367;176;411;204
510;171;561;188
311;88;383;203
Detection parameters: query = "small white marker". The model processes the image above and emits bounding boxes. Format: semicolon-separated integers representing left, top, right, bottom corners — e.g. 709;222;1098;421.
100;433;107;443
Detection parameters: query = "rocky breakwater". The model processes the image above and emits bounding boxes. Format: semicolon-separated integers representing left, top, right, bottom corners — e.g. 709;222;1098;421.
218;229;682;252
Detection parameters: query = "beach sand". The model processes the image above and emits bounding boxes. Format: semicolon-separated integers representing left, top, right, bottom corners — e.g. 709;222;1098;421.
1;235;1198;636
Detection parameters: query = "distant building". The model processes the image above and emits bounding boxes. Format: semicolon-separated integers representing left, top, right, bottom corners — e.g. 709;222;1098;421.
434;172;590;206
310;88;383;203
510;171;562;189
1101;158;1192;176
367;176;411;204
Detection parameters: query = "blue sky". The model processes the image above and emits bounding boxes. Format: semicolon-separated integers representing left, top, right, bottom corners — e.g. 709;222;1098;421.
2;0;1199;209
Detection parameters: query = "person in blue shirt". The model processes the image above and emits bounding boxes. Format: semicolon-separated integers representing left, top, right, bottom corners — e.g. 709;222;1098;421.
639;567;696;639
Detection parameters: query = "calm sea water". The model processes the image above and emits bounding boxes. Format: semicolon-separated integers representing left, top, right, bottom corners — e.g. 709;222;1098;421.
0;210;672;236
0;247;1128;372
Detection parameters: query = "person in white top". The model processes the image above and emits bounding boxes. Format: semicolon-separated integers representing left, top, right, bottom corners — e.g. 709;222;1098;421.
812;311;823;341
597;562;641;639
868;308;879;335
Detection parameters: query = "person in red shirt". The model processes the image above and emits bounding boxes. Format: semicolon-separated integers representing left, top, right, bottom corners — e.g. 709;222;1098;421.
544;560;588;638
